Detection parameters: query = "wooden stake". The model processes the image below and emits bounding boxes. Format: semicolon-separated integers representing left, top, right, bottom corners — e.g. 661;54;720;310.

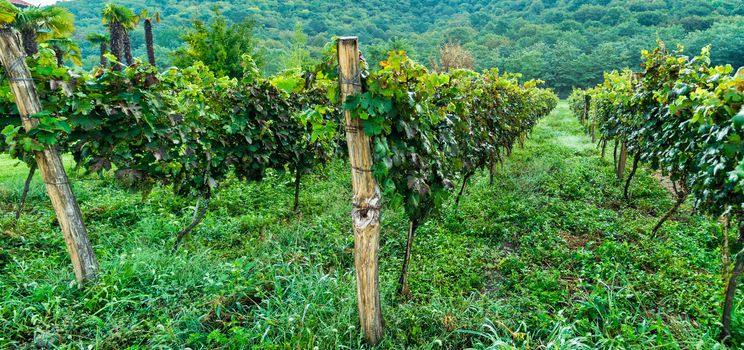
722;215;731;280
721;220;744;343
616;142;628;181
337;37;384;345
590;101;596;143
0;29;99;283
489;157;496;185
293;166;301;212
397;220;419;298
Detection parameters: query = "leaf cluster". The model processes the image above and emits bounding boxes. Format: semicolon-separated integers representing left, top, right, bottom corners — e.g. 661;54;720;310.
578;45;743;217
345;51;558;222
0;52;339;200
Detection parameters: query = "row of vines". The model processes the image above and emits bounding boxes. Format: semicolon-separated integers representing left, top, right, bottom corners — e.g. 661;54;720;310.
568;44;743;342
0;31;557;344
343;46;558;295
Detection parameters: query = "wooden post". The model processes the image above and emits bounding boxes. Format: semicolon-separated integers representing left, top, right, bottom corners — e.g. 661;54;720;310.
337;37;384;345
590;100;596;143
616;142;628;181
0;29;99;283
582;95;590;125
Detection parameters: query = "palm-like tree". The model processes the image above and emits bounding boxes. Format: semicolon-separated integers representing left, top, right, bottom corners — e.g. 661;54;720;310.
45;36;81;67
86;32;109;67
139;9;159;66
0;1;17;26
102;3;136;69
121;14;139;66
3;4;75;56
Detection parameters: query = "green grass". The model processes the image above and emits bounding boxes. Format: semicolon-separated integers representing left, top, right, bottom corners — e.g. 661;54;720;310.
0;102;740;349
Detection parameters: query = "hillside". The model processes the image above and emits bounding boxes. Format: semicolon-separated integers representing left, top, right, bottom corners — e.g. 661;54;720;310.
60;0;744;95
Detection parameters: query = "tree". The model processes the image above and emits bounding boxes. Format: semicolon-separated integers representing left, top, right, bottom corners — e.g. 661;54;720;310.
102;3;136;69
0;2;75;218
0;1;15;25
4;4;74;56
86;32;108;67
430;42;474;72
367;37;413;70
121;12;139;66
685;19;744;70
282;21;309;69
140;10;159;66
503;43;548;82
573;4;608;22
45;36;81;67
171;12;262;78
542;40;584;96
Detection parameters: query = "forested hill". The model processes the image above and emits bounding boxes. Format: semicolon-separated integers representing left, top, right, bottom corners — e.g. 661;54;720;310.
61;0;744;95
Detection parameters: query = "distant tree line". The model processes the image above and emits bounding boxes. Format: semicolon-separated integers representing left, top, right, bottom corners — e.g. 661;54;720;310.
49;0;744;96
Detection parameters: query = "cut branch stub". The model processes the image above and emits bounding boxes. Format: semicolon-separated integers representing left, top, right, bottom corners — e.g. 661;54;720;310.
0;28;99;283
338;36;384;346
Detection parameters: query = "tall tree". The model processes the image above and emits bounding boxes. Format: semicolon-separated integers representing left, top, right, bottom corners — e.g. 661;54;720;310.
172;12;261;78
102;3;135;69
139;10;159;66
86;32;108;67
429;42;474;72
0;1;16;25
282;21;309;69
121;14;139;66
0;3;75;217
367;37;413;70
4;4;74;56
45;36;82;67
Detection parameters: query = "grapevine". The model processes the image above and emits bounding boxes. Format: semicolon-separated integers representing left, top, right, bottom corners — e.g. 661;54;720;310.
572;44;743;341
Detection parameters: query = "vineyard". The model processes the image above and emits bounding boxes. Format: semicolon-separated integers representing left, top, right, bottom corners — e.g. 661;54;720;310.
1;1;744;349
569;44;744;344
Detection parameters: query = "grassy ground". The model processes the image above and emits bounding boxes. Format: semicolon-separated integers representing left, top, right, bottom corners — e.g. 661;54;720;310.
0;102;740;349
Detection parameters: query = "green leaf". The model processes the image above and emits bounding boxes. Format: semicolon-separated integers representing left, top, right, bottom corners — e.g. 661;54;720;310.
1;125;20;139
361;116;384;136
733;108;744;128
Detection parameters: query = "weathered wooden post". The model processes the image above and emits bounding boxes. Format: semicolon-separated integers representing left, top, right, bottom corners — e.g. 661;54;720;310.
582;94;590;126
0;29;99;283
337;37;384;345
616;142;628;181
590;99;596;143
721;219;744;342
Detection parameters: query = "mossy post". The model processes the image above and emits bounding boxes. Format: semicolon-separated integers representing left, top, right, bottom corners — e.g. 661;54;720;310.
0;29;99;283
337;36;384;345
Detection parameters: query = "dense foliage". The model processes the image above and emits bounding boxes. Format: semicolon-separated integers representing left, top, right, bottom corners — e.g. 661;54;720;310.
574;45;743;219
170;13;262;79
345;52;557;224
571;44;744;342
0;48;70;164
0;103;734;349
1;0;743;348
59;0;744;96
1;38;556;247
1;48;338;208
